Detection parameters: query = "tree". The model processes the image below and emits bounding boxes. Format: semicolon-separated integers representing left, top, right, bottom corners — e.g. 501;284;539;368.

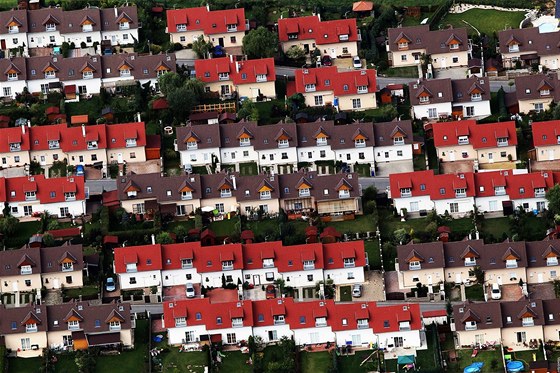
546;184;560;216
42;233;56;247
184;78;206;98
155;232;173;244
497;87;507;118
192;35;213;59
315;279;335;299
75;350;96;373
157;72;185;96
242;27;278;59
0;216;18;236
167;86;198;123
237;100;260;121
285;45;306;61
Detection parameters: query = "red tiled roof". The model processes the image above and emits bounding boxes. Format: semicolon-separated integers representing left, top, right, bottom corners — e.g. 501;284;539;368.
29;124;65;151
3;175;85;204
46;227;81;239
389;170;475;201
506;171;555;200
323;241;367;270
278;16;358;45
293;67;376;97
352;1;373;12
532;120;560;147
276;243;324;272
114;244;163;273
242;241;283;270
422;310;447;318
0;126;30;153
433;120;517;149
161;242;201;270
166;7;246;34
105;122;147;149
195;57;276;85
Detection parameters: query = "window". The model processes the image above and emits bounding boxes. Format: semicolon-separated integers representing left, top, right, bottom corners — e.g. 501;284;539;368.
352;98;361;109
185;331;195;342
397;150;403;156
428;108;437;118
452;56;459;63
401;55;407;61
466;106;474;116
226;333;236;344
516;331;526;343
314;95;323;106
3;87;11;97
450;203;459;213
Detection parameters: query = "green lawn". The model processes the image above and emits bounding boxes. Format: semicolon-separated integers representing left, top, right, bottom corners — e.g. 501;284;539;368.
218;351;252;373
63;285;99;299
413;153;427;171
300;351;333;373
6;221;41;249
338;349;380;373
513;349;544;366
339;285;352;302
0;0;16;9
448;348;504;372
465;284;485;301
209;218;239;237
8;357;41;373
364;240;381;269
382;66;419;78
161;349;208;372
254;100;285;124
53;353;77;373
354;163;372;177
440;9;525;36
326;215;377;235
416;327;441;372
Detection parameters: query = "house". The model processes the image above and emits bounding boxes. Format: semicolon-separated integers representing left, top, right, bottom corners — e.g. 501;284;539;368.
451;76;491;118
166;6;247;49
164;298;254;346
0;10;28;51
387;25;470;68
100;53;176;92
526;240;560;284
61;124;108;170
497;27;560;70
396;241;445;289
2;175;86;219
251;122;298;175
0;246;43;293
242;241;284;287
432;120;517;168
251;298;295;343
199;172;241;216
219;122;260;173
277;15;359;58
40;244;84;290
46;301;134;351
26;7;64;48
504;171;554;212
292;67;377;111
531;120;560;162
176;125;221;170
118;172;202;218
113;244;163;290
195;57;276;101
409;78;453;120
106;122;147;165
278;171;362;217
161;242;203;287
29;123;67;166
234;173;281;217
0;304;48;357
287;299;335;345
389;170;476;216
500;300;544;351
99;6;139;47
276;243;324;292
322;241;366;285
373;120;414;175
515;73;560;113
194;243;244;288
0;125;31;168
58;8;102;48
0;57;28;99
542;299;560;344
453;301;502;348
473;170;517;214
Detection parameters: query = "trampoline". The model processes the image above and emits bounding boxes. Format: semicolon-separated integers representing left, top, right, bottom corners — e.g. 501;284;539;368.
506;360;524;373
464;362;484;373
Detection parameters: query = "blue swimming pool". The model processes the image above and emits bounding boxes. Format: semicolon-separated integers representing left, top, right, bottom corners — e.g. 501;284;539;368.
506;360;524;373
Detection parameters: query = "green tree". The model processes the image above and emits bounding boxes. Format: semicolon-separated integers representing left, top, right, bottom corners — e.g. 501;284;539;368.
242;27;278;59
237;100;260;121
315;279;335;299
0;216;18;236
42;233;56;247
167;86;198;123
546;184;560;216
155;232;173;244
192;35;213;59
157;72;185;96
285;45;306;61
497;87;507;118
184;78;206;98
75;350;96;373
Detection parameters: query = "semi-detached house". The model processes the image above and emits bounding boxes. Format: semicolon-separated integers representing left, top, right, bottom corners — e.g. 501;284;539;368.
530;119;560;162
514;73;560;114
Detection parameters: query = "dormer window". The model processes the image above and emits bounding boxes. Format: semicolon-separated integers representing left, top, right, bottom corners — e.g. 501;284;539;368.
48;140;60;149
127;190;137;198
82;23;93;32
522;317;534;326
304;83;316;92
316;137;327;146
220;188;232;198
299;188;310;197
176;24;187;32
497;137;508;147
20;265;32;275
256;74;267;82
87;140;98;149
455;188;466;198
181;191;192;200
458;136;469;145
506;259;518;268
355;138;365;148
82;70;93;79
239;137;250;146
470;93;482;101
509;44;519;52
263;258;274;268
343;258;355;267
45;23;56;32
227;24;237;32
25;191;36;201
181;258;193;268
68;320;80;330
62;262;73;272
357;85;368;94
120;69;131;77
278;139;289;148
465;320;477;330
398;41;408;50
7;72;17;81
45;70;56;79
187;140;197;150
339;189;350;198
409;261;421;270
109;321;121;331
8;25;18;34
494;186;506;196
260;190;271;200
419;96;429;103
222;260;233;270
535;187;546;197
274;315;285;325
126;138;137;147
125;263;137;273
303;260;315;270
119;21;130;30
540;89;550;96
357;319;369;329
175;317;186;327
464;257;476;266
218;72;229;81
547;257;558;266
288;32;298;40
399;321;411;331
232;317;243;327
26;323;38;333
449;43;459;50
400;188;412;197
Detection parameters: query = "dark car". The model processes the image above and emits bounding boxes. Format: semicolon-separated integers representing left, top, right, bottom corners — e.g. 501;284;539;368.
321;55;332;66
265;284;276;299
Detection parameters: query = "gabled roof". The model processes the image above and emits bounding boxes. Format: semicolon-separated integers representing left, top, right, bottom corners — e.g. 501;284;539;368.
114;244;163;274
405;249;424;263
432;120;517;149
374;120;413;147
408;78;453;106
502;246;521;261
532;120;560;147
293;67;376;96
278;16;358;45
323;241;366;270
460;245;480;259
460;308;480;323
166;7;246;34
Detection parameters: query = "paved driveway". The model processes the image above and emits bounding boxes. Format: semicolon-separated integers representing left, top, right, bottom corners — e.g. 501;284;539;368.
376;160;413;177
126;159;161;174
487;284;522;302
528;283;555;300
441;160;474;174
530;159;560;171
362;270;386;301
435;67;467;80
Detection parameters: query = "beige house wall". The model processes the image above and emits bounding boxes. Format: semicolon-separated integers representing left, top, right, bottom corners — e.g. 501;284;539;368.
535;144;560;162
431;51;469;69
526;266;560;284
501;325;544;351
239;199;280;216
518;98;553;114
41;270;83;290
485;268;526;285
30;149;66;166
120;328;134;347
170;30;204;46
389;49;424;68
5;332;47;357
337;93;377;111
0;151;31;168
437;145;476;162
237;81;276;100
200;196;238;215
544;325;560;342
444;267;476;284
399;268;445;289
207;31;245;48
477;145;517;164
1;274;42;293
66;149;108;166
502;50;537;69
455;328;502;348
303;91;335;107
107;146;147;164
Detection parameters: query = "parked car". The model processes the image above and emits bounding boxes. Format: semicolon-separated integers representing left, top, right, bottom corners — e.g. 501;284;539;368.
105;277;116;292
76;165;85;176
352;284;362;297
491;283;501;300
266;284;276;299
321;55;332;66
186;283;195;298
353;56;362;69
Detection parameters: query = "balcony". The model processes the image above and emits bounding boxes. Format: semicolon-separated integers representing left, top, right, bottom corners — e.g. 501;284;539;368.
181;260;193;269
232;319;244;328
393;139;405;145
175;319;186;327
409;263;421;270
87;142;98;150
547;257;558;266
186;142;197;150
260;192;271;200
315;319;327;327
497;139;509;147
45;24;56;32
509;46;519;53
455;191;467;198
126;139;137;148
25;193;36;201
239;139;250;147
126;264;137;273
535;189;546;198
316;138;327;146
82;24;93;32
120;70;131;77
355;140;366;148
400;189;411;198
274;317;285;325
278;140;289;148
263;259;274;268
68;323;80;331
62;264;74;272
7;74;17;81
26;324;38;333
222;263;234;271
506;260;518;269
176;25;187;32
65;193;76;201
220;190;232;198
458;138;469;145
339;190;350;199
48;141;60;149
8;26;18;34
494;187;506;196
522;318;534;327
227;25;237;32
218;73;230;81
299;189;310;197
357;86;368;94
20;267;32;275
256;75;267;82
45;72;55;79
181;192;192;200
109;323;121;331
357;321;369;329
287;33;298;40
303;262;315;270
470;94;482;102
343;259;355;268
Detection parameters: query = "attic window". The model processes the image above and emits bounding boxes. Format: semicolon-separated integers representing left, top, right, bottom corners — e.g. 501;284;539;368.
288;260;293;266
207;260;212;266
449;256;455;263
439;188;445;195
543;135;547;140
383;320;390;328
428;257;434;263
196;19;200;24
343;84;349;91
245;190;250;196
166;190;172;196
479;186;484;192
196;312;202;320
206;187;211;193
241;73;247;80
325;79;330;86
420;184;426;191
147;187;152;193
212;23;217;28
482;137;487;143
328;257;334;264
486;316;492;323
258;314;264;322
340;139;345;144
526;89;531;94
437;92;443;98
490;258;496;264
506;316;512;324
443;135;447;140
458;308;464;313
529;256;536;263
204;72;210;78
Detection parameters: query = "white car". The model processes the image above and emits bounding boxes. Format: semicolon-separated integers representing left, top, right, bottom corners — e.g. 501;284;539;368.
185;283;195;298
352;284;362;297
353;56;362;69
491;283;501;300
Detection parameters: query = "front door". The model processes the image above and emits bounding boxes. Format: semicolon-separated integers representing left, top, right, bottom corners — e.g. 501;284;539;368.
0;40;5;50
53;278;60;289
450;151;456;161
455;273;462;284
497;276;502;285
427;275;433;285
218;38;224;47
440;57;447;68
538;273;544;283
253;275;261;286
40;156;46;165
117;153;123;164
488;152;494;163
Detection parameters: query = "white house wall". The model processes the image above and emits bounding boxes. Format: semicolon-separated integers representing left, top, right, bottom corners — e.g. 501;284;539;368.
200;269;243;288
62;31;102;48
281;268;324;289
377;329;422;349
293;326;335;345
392;195;433;214
412;102;452;120
324;267;365;285
161;268;201;287
433;197;475;216
374;144;413;163
335;328;376;347
167;324;208;345
253;324;293;343
101;29;138;45
9;200;85;218
118;270;161;290
28;31;63;48
180;147;221;168
0;79;27;98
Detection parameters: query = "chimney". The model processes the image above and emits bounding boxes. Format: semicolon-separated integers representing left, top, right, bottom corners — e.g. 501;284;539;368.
206;3;210;11
231;174;236;190
236;62;240;74
27;120;31;127
114;6;118;17
151;234;155;245
82;124;86;138
229;54;233;63
136;112;141;122
317;13;321;22
21;124;25;134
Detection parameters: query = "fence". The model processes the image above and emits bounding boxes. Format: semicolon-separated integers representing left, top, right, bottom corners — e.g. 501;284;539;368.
191;102;236;113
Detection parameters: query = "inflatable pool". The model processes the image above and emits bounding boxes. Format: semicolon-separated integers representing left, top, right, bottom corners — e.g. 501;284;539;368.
506;360;524;373
464;362;484;373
